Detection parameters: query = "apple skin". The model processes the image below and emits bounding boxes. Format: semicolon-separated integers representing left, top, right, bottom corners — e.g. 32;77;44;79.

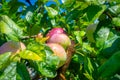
47;33;71;49
0;41;26;54
46;43;67;68
46;28;65;38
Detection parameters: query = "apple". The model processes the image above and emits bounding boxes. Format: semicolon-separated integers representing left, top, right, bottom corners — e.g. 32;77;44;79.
47;33;71;49
46;28;65;38
0;41;26;54
46;43;67;68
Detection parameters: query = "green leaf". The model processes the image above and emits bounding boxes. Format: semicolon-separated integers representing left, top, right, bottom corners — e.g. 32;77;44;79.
25;42;60;78
95;27;120;57
0;52;11;70
36;61;57;78
27;42;46;60
86;24;97;43
45;46;60;69
36;46;59;78
0;62;17;80
84;57;94;73
96;27;110;48
29;13;43;35
50;19;56;26
83;4;106;24
108;4;120;16
25;11;33;23
61;0;75;8
17;62;31;80
74;31;85;44
0;15;23;41
0;33;7;46
31;44;60;78
82;43;95;54
96;0;106;4
98;51;120;78
84;57;94;80
112;17;120;27
83;70;94;80
8;0;24;15
108;0;120;3
19;50;43;61
45;6;58;18
66;9;83;23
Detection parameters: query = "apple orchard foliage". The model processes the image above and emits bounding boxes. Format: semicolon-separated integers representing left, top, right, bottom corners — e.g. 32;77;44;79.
1;0;120;80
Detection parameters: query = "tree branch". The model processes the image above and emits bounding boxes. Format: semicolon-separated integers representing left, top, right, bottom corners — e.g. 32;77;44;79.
54;41;75;80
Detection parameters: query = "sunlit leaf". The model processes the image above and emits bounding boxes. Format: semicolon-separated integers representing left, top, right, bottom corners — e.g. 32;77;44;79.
82;43;95;54
84;57;94;74
96;0;106;4
83;70;94;80
0;52;11;70
112;17;120;27
45;6;58;18
0;15;23;41
95;27;120;57
108;4;120;16
27;42;46;59
74;31;85;44
72;54;84;64
96;27;110;48
24;41;60;78
1;0;120;79
0;62;17;80
25;11;33;23
108;0;120;4
19;50;43;61
61;0;75;8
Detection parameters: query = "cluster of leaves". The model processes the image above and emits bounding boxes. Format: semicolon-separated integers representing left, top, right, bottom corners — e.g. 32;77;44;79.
1;0;120;80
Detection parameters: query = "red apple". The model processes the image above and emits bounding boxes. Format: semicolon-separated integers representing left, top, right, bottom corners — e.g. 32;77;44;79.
46;28;65;38
47;33;71;49
0;41;26;54
47;43;67;68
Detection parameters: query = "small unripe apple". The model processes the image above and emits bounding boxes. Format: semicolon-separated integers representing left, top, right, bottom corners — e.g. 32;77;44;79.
0;41;26;54
46;28;65;38
47;33;71;49
47;43;67;68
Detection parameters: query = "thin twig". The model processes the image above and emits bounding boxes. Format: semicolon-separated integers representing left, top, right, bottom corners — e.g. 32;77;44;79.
21;35;37;40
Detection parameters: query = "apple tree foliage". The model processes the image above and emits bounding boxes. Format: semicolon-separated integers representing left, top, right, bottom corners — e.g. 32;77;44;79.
0;0;120;80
